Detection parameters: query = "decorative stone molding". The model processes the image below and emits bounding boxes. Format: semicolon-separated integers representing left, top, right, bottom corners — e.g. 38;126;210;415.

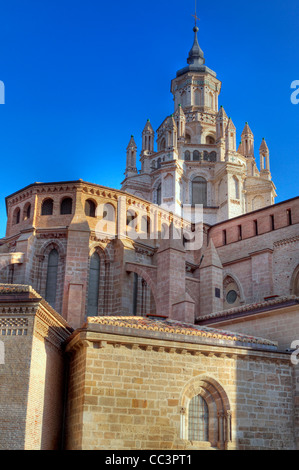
186;261;198;273
36;232;67;240
0;316;29;336
274;235;299;247
134;244;156;257
34;303;72;348
0;253;24;270
0;283;39;296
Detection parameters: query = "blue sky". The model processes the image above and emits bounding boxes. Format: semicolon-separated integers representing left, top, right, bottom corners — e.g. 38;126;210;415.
0;0;298;238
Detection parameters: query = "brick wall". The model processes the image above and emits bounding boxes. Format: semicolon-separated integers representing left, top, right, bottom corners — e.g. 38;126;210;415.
0;312;34;449
0;287;72;450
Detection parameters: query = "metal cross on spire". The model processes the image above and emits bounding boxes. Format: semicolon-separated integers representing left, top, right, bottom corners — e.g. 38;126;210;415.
192;0;200;28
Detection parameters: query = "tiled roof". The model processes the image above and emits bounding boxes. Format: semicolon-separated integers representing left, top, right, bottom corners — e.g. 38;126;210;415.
0;283;40;296
87;315;277;348
0;283;72;331
197;295;299;322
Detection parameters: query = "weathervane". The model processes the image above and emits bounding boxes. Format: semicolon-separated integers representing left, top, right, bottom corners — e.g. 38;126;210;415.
192;0;200;28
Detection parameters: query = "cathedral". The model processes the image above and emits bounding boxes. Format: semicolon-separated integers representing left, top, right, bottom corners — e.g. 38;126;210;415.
0;20;299;451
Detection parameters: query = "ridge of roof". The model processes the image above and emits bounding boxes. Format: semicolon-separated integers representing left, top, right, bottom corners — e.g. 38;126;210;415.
86;315;277;348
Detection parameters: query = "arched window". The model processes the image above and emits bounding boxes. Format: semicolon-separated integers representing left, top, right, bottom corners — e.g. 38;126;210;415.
45;249;59;307
127;209;138;233
103;203;115;222
223;275;242;308
206;135;215;145
160;138;166;151
132;272;139;316
85;199;96;217
192;177;207;206
157;157;162;169
209;151;217;162
207;92;214;109
156;183;161;205
141;215;151;236
23;203;31;221
185;133;191;144
184;150;190;161
188;395;209;441
87;252;100;316
161;223;169;240
41;199;54;216
193;150;200;161
194;89;201;106
13;207;20;225
130;151;135;167
291;265;299;296
60;197;73;215
233;177;240;199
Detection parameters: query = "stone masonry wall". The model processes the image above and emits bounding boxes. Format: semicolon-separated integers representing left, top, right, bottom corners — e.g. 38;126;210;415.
64;328;295;450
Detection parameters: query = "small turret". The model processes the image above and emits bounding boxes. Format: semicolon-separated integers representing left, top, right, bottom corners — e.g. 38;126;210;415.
240;122;254;158
225;118;236;158
216;106;229;141
174;104;186;143
125;135;138;177
165;115;177;149
141;119;155;155
259;138;271;179
216;106;229;161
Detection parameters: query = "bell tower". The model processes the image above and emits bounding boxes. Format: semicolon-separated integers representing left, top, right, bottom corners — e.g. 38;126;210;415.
170;13;221;114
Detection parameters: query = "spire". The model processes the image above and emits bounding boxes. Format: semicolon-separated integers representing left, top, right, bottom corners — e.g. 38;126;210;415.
216;106;229;142
143;119;154;133
126;135;137;153
188;0;204;67
176;14;216;78
240;122;254;158
225;118;236;155
142;120;155;154
226;117;236;132
174;103;185;118
200;239;223;269
259;138;270;174
126;135;137;175
187;26;205;67
241;122;253;137
217;105;228;120
166;115;177;129
259;138;269;156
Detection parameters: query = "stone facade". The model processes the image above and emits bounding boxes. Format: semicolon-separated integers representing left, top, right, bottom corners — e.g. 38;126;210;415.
64;316;295;451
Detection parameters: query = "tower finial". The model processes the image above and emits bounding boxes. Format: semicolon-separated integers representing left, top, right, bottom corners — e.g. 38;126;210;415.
192;0;200;30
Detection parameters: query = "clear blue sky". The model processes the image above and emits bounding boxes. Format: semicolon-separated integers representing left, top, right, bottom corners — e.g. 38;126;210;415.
0;0;298;238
